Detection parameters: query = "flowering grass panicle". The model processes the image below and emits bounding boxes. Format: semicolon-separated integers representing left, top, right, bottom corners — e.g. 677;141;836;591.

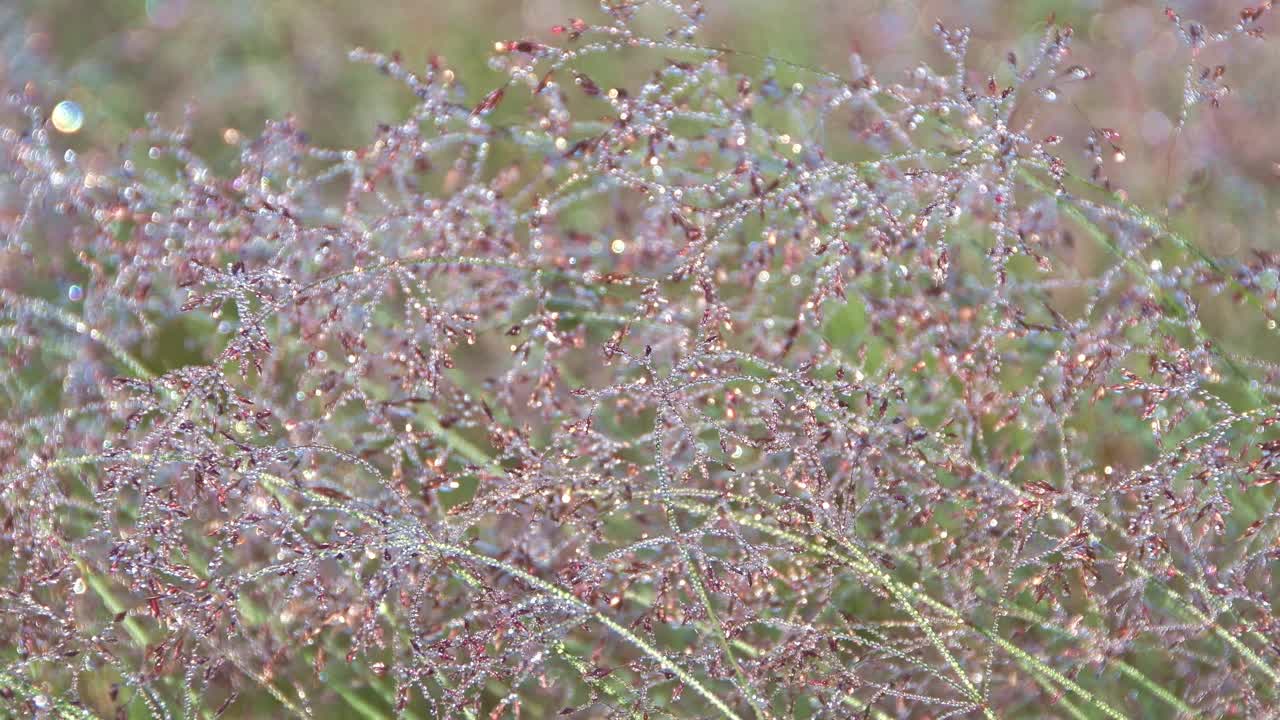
2;1;1280;718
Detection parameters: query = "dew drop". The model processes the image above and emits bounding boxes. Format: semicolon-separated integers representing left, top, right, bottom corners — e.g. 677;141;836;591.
51;100;84;134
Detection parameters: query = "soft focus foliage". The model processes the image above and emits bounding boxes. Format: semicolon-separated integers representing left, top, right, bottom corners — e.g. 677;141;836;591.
3;1;1280;718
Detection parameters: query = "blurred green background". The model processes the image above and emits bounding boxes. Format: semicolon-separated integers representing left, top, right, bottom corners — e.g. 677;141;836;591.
4;0;1279;251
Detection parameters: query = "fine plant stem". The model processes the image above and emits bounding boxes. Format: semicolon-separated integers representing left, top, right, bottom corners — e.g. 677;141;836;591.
722;508;1130;720
646;485;1199;719
290;484;746;720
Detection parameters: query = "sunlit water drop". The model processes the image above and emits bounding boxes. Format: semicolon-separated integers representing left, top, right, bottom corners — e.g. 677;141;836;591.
51;100;84;134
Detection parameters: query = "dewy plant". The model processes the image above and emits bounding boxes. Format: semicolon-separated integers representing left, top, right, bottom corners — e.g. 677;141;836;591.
2;1;1280;718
